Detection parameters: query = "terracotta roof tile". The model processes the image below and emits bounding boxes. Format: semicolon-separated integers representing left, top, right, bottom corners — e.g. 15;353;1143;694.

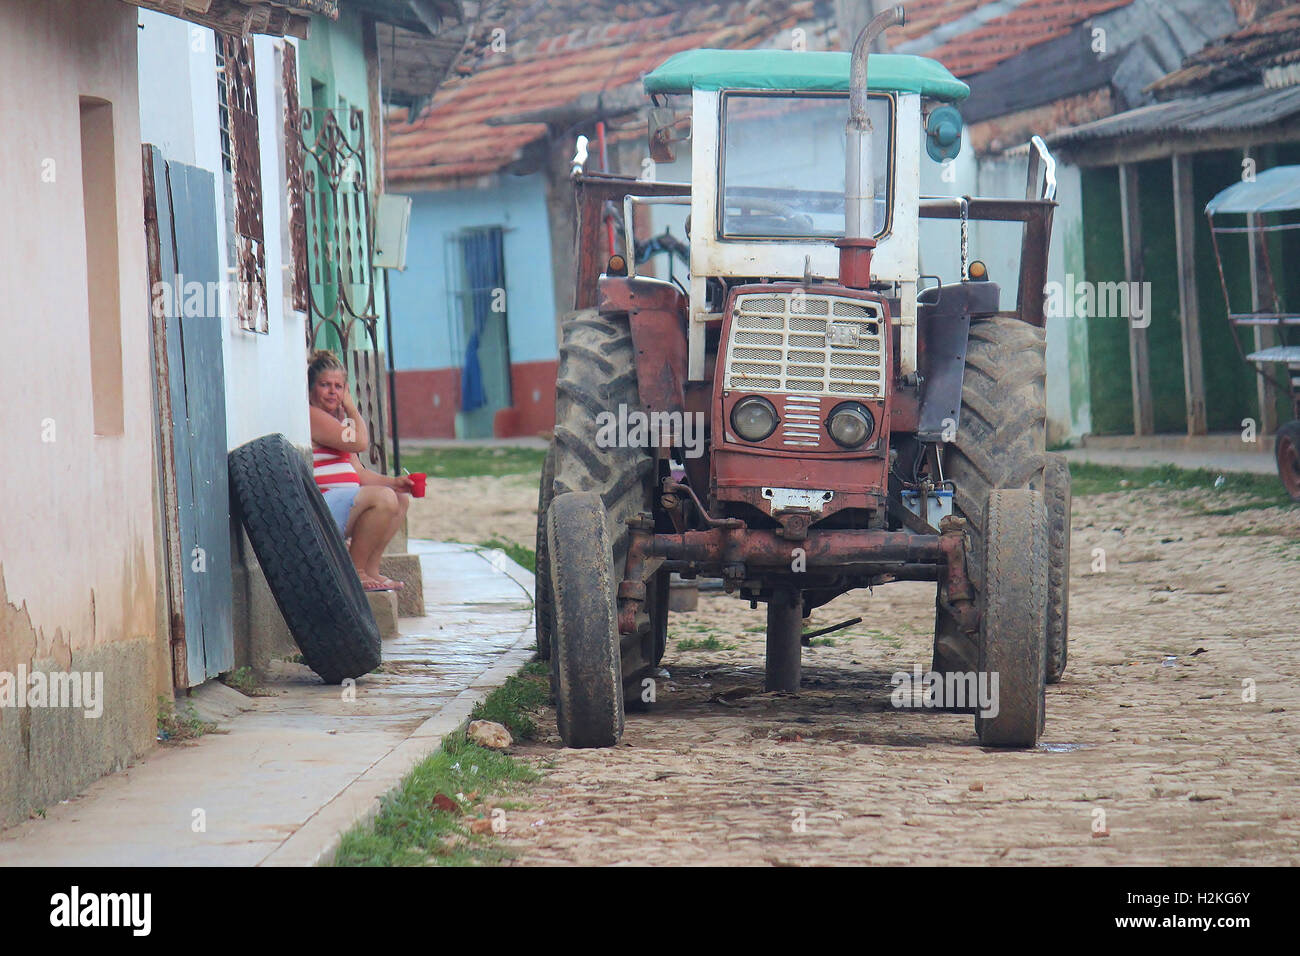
387;0;812;190
1150;3;1300;95
920;0;1130;78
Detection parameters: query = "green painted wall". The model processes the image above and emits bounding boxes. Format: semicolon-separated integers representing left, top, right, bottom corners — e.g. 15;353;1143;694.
1080;165;1129;434
1083;148;1298;435
295;8;386;352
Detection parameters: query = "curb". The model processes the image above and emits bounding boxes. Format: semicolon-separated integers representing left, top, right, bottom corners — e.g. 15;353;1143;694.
260;547;537;867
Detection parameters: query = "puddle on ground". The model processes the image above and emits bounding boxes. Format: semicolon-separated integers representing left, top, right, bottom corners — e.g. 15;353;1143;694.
1037;742;1092;753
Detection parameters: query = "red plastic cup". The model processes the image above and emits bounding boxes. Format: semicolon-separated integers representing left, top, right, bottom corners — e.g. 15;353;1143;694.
408;472;427;498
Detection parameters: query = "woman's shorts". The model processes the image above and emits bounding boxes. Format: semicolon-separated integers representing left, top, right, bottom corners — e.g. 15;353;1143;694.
321;485;361;536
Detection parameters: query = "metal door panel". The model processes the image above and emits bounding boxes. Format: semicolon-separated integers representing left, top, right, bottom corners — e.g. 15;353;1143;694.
151;153;235;686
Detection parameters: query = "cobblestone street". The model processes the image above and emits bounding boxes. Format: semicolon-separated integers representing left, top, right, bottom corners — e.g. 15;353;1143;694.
425;479;1300;865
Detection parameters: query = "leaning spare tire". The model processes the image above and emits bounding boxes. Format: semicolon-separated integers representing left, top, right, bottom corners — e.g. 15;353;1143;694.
229;433;381;683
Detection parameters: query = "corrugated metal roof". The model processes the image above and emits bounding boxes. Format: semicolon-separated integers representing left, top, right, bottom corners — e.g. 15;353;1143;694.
1150;3;1300;96
1047;81;1300;146
1206;165;1300;215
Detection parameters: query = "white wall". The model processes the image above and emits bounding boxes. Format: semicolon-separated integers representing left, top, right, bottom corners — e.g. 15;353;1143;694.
137;12;310;451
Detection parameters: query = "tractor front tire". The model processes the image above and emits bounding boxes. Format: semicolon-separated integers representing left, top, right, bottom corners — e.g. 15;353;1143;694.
975;488;1049;748
934;315;1047;675
548;491;624;748
1043;453;1072;683
551;308;662;702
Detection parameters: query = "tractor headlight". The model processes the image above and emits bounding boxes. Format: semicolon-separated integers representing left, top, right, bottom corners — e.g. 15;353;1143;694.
827;402;874;448
730;396;779;442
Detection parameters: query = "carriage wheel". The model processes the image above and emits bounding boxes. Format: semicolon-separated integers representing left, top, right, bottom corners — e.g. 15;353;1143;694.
1275;420;1300;503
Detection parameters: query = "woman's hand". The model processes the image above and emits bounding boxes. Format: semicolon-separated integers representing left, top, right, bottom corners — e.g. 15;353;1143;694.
392;474;415;493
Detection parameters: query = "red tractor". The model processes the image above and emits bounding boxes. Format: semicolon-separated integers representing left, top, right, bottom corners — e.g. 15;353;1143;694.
537;8;1069;749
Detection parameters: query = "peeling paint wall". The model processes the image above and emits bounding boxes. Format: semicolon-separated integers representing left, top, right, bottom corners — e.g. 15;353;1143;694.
0;0;164;827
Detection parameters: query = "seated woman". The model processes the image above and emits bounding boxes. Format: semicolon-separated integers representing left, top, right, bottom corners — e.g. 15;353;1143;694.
307;350;412;592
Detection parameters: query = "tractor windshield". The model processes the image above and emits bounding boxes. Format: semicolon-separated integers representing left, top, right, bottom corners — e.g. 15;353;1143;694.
719;92;893;240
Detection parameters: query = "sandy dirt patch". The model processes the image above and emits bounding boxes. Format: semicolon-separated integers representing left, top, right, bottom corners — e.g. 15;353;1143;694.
406;474;539;549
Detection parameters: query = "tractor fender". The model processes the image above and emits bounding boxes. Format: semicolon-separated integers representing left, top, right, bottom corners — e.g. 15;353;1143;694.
597;274;688;422
916;280;1000;442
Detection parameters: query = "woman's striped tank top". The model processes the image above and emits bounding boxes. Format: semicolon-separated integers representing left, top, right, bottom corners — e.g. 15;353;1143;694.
312;444;359;489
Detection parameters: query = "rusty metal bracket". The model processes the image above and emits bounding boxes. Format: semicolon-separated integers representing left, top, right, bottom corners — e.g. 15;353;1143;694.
663;478;743;530
936;515;978;633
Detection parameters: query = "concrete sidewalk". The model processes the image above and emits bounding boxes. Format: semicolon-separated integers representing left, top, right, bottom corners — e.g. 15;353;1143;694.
1063;446;1277;476
0;541;535;867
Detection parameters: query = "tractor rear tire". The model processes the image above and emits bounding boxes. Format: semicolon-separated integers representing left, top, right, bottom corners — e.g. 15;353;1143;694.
535;440;557;661
1043;453;1072;684
548;491;624;748
975;488;1049;748
551;308;661;703
933;315;1047;675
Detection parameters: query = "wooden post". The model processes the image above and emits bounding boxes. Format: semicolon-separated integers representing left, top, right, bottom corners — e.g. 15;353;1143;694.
1172;154;1207;435
1246;150;1279;437
544;130;580;334
834;0;880;51
1248;211;1280;437
142;145;188;692
1119;163;1154;435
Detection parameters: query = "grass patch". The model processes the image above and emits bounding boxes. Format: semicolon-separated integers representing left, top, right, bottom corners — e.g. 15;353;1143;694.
843;628;903;649
1069;462;1290;513
333;660;551;866
400;446;546;480
219;665;273;697
156;696;216;743
809;637;837;647
332;732;538;867
676;635;737;651
468;661;551;740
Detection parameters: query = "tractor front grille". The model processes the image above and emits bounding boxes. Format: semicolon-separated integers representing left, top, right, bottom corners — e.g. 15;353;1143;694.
724;292;885;399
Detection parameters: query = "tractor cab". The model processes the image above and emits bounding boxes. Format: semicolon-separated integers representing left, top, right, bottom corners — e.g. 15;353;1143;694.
638;47;972;382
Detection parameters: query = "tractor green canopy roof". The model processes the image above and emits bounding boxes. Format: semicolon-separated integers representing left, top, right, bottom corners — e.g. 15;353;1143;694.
643;49;969;101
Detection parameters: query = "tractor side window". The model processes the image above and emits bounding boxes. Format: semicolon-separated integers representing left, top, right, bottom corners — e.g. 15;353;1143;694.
720;93;892;240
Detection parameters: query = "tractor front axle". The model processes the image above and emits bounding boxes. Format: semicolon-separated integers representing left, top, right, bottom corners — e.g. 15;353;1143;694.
617;517;975;635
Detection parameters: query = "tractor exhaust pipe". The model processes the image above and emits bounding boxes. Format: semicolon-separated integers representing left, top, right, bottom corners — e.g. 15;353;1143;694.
838;4;905;288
